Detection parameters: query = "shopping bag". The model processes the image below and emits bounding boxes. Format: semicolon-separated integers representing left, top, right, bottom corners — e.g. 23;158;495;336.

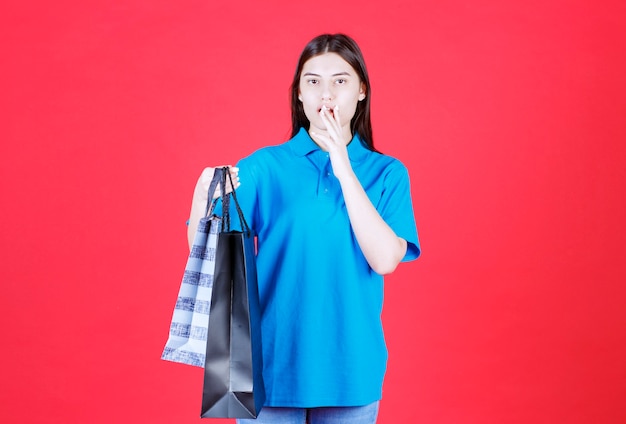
201;168;265;418
161;169;225;367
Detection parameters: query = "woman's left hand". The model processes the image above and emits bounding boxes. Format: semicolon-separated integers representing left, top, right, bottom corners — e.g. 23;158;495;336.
312;105;406;274
311;105;353;181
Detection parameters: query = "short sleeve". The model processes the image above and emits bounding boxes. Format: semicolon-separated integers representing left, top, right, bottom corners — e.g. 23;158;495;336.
376;161;421;261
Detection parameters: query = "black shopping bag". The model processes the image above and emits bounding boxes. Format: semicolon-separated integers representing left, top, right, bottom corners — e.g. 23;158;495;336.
201;168;265;418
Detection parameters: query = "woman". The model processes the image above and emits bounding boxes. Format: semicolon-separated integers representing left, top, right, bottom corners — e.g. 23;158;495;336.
189;33;420;424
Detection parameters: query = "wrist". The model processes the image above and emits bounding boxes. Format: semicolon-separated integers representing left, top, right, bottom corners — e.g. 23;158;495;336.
336;167;358;187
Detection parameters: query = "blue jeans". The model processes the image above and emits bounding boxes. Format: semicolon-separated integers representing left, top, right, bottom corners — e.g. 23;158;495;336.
236;402;379;424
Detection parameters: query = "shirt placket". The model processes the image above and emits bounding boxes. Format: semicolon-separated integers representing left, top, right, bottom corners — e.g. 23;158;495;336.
309;151;333;198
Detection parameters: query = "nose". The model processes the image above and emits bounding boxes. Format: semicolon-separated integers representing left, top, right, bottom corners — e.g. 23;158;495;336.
321;82;334;101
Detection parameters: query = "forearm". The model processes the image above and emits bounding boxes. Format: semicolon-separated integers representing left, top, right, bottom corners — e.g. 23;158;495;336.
187;184;207;250
338;171;407;275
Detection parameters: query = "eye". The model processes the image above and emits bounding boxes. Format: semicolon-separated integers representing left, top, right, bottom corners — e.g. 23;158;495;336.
306;78;319;85
335;78;347;85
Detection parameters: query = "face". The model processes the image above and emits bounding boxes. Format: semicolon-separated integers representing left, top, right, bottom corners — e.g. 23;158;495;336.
298;52;366;140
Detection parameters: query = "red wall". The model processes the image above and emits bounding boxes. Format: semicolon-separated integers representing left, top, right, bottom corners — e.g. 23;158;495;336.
2;1;625;423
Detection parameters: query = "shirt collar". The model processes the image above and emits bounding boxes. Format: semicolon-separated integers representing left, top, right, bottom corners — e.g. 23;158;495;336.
290;127;370;163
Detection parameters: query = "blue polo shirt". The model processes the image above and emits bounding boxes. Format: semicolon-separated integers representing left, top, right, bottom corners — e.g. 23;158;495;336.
224;127;420;407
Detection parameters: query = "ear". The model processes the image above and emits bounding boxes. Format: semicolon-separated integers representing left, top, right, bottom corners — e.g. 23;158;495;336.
298;90;303;102
358;83;366;101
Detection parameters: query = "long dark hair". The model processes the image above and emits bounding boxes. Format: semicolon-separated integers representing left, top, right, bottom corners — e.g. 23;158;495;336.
290;34;377;152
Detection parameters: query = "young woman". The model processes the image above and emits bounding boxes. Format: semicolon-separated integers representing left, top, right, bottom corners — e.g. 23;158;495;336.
188;33;420;424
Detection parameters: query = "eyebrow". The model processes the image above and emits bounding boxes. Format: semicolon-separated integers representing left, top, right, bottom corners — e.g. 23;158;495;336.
302;71;352;77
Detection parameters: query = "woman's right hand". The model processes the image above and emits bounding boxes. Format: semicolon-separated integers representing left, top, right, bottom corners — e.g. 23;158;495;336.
193;166;240;203
188;166;240;250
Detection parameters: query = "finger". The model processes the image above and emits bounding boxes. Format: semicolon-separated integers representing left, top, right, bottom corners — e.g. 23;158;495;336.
228;167;240;188
321;105;340;130
318;106;332;127
310;131;330;150
229;167;239;181
333;106;341;126
215;167;239;195
319;107;340;142
325;105;342;138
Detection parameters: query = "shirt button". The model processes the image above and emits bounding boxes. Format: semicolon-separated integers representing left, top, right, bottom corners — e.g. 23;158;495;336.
324;188;328;193
326;172;330;177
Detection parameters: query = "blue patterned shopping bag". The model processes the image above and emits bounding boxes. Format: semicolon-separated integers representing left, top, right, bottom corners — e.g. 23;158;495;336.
161;215;220;367
161;169;225;367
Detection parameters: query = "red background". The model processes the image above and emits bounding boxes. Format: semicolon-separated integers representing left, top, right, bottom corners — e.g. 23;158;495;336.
2;1;625;423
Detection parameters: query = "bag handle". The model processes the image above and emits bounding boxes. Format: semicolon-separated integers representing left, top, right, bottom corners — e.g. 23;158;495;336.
224;167;251;237
204;167;225;217
206;167;251;237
